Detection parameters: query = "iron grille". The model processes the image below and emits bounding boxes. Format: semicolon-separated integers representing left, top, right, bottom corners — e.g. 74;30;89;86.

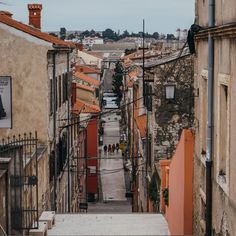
0;132;39;232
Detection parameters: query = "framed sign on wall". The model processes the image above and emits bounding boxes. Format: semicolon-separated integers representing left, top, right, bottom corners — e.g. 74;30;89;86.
0;76;12;128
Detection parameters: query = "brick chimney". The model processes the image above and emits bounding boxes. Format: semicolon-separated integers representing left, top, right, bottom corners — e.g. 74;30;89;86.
28;4;42;30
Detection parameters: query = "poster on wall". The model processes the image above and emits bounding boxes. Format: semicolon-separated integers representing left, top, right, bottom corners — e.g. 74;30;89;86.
0;76;12;128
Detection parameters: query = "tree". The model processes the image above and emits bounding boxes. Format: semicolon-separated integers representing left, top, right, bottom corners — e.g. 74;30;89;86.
122;30;130;38
152;32;160;40
90;29;96;36
167;34;176;40
112;62;123;106
67;33;76;40
81;30;90;38
102;28;119;41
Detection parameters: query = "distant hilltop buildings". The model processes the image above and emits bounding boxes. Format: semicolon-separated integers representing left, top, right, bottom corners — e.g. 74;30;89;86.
175;28;188;41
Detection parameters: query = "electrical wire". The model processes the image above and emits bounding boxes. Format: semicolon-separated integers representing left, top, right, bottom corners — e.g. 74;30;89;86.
58;95;145;128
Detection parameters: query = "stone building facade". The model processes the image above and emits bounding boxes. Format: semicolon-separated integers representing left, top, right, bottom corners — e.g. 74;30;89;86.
193;1;236;235
148;50;194;161
0;7;77;234
142;50;194;213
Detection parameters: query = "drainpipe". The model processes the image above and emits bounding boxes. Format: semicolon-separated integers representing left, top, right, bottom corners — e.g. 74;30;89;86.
206;0;215;235
85;128;88;204
67;52;71;212
132;83;135;211
52;52;57;212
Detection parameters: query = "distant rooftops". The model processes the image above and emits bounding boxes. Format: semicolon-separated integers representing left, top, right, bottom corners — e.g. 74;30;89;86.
74;72;100;87
92;42;136;51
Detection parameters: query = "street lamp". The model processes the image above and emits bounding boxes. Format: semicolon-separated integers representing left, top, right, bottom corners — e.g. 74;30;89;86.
165;84;176;100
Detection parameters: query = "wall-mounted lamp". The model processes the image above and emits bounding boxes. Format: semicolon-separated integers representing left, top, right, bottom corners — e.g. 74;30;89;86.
165;85;175;100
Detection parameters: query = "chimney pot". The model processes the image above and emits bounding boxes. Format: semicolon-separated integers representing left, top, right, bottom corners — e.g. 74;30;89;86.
28;3;42;30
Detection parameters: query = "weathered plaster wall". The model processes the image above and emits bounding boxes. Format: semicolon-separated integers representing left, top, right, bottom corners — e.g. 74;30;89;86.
153;56;194;160
76;88;95;103
194;8;236;234
0;26;50;143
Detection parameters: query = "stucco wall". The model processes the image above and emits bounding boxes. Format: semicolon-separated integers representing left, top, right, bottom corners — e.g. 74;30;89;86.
153;56;194;160
87;118;98;196
0;26;50;143
76;88;95;103
194;5;236;233
167;130;194;235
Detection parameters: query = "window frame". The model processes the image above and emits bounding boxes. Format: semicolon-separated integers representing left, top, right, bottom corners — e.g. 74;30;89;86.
216;73;230;194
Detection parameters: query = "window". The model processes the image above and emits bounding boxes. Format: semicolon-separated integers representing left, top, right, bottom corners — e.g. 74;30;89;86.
216;74;230;193
59;75;62;108
63;73;68;103
55;77;58;110
57;132;68;175
49;151;55;182
50;79;53;114
148;134;152;167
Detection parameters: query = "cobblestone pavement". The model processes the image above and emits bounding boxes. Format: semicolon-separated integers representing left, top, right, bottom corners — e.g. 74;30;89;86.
90;110;132;213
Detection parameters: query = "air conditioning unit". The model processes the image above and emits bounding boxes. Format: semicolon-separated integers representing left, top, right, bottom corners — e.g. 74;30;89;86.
39;211;55;229
29;221;48;236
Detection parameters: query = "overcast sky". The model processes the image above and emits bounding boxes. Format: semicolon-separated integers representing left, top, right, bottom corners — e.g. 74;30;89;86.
0;0;195;34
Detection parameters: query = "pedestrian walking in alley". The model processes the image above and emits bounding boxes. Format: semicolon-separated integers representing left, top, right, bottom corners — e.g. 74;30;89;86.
116;143;119;152
108;144;112;153
112;144;116;153
103;144;107;152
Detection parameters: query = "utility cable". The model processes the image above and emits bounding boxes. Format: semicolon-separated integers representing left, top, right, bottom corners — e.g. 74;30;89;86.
58;95;145;127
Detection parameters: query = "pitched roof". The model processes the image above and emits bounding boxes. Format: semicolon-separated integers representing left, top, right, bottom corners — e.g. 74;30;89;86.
143;47;190;69
135;114;146;138
75;64;101;74
74;72;100;87
86;51;103;59
76;83;95;92
0;12;74;47
128;70;139;79
127;79;134;88
91;42;136;51
72;99;101;114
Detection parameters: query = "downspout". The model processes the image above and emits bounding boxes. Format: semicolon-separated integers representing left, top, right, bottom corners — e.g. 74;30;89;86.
85;128;88;204
132;83;135;212
67;52;71;212
206;0;215;235
52;52;57;211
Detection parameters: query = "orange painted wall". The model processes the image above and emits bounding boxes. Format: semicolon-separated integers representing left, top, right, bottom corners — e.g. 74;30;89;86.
87;118;98;194
160;129;194;235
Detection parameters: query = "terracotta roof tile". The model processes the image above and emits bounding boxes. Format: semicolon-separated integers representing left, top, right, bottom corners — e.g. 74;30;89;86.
128;70;139;79
0;12;74;47
76;83;95;92
72;99;100;114
127;79;134;88
135;114;146;138
75;65;101;74
74;72;100;87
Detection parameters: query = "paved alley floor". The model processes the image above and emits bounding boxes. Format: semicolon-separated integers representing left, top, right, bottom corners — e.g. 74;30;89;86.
100;112;127;202
48;214;170;236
